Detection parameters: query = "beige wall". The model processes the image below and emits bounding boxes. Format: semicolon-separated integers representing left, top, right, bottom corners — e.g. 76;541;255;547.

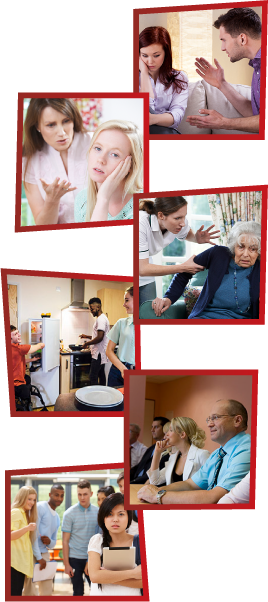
139;7;261;85
7;275;132;343
129;374;252;453
212;6;262;85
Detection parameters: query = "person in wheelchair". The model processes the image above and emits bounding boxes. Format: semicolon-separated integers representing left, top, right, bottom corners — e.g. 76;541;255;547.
10;325;45;406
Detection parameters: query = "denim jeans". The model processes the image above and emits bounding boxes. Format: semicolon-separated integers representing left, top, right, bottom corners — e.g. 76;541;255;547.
69;557;90;596
108;363;135;388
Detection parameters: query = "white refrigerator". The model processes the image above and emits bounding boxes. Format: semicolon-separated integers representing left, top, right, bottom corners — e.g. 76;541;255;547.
28;318;60;407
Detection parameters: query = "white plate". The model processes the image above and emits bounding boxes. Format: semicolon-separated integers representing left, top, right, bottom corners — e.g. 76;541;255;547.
75;385;123;407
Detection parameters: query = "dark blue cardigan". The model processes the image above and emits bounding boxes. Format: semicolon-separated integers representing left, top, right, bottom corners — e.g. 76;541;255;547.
164;246;260;319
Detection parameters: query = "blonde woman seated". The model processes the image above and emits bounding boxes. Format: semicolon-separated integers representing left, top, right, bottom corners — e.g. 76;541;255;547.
75;120;143;222
147;417;210;486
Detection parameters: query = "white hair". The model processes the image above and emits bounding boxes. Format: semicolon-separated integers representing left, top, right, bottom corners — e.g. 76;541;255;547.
227;221;261;255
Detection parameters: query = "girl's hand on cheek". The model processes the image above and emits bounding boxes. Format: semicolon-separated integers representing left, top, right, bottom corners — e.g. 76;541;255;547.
97;156;132;203
139;56;149;74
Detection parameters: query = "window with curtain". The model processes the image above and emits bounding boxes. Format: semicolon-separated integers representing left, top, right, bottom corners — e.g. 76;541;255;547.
167;11;213;81
159;194;214;296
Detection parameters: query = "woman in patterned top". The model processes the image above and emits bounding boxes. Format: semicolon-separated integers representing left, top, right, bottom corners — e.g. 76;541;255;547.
74;120;143;223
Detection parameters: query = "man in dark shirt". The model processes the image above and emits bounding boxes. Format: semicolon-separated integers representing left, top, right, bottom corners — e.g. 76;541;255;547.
130;416;170;484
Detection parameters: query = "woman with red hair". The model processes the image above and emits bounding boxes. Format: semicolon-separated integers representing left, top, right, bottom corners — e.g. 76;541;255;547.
139;26;188;134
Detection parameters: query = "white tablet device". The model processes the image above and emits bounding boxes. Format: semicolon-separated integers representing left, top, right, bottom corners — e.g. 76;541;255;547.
103;547;136;570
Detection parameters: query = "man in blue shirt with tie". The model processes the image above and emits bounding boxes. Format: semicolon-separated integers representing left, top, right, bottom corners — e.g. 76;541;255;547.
137;399;251;505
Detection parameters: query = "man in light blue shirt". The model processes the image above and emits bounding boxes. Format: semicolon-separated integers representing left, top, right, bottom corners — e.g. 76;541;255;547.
23;484;64;596
137;398;251;505
62;480;98;596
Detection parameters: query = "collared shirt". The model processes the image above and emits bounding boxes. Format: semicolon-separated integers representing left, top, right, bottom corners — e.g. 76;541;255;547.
218;472;250;504
107;315;135;365
23;131;91;223
139;210;190;286
192;432;251;492
32;501;60;559
62;502;98;559
249;48;261;115
91;313;110;363
139;71;189;130
130;440;148;468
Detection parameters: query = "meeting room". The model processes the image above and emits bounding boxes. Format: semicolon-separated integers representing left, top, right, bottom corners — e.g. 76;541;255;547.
125;370;256;509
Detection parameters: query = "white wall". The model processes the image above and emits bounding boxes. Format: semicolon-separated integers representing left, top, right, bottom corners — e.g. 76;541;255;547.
7;275;132;343
101;98;144;130
139;13;167;32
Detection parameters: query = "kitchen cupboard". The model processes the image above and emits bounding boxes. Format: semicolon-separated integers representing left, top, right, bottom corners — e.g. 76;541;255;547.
60;355;71;394
97;288;126;326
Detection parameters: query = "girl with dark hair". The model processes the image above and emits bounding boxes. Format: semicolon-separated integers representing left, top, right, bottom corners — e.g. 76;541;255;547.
139;197;220;305
22;98;91;225
139;26;188;134
86;493;142;596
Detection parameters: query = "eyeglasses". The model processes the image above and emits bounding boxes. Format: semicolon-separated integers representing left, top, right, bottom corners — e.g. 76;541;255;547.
206;414;236;424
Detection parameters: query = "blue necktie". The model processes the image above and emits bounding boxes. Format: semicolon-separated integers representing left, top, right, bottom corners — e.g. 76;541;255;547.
208;448;226;490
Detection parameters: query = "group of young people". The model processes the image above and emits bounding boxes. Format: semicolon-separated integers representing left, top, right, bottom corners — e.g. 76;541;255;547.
10;286;134;408
11;477;142;597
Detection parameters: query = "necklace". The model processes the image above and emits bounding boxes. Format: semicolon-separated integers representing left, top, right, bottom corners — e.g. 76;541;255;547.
233;267;251;314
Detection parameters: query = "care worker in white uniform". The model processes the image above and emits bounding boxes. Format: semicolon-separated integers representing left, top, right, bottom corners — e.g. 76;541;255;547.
139;196;220;306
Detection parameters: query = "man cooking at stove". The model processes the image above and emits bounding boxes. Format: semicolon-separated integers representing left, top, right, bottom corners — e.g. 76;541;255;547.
79;298;110;386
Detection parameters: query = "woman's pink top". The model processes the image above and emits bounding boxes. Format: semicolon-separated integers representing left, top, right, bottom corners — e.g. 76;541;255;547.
22;131;91;223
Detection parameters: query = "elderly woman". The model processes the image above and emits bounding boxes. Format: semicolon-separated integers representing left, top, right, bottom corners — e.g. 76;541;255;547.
152;221;261;319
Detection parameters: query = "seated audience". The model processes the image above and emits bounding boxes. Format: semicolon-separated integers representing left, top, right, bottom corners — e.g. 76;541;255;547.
130;417;170;484
147;417;210;485
138;399;251;504
129;424;148;468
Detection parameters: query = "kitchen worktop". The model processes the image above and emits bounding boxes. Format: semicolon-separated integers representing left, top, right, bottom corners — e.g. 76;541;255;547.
60;350;91;356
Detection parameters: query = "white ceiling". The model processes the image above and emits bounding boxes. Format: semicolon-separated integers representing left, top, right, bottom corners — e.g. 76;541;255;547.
146;375;186;384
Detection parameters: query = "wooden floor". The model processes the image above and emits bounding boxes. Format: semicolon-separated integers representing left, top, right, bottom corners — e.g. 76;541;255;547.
33;569;91;596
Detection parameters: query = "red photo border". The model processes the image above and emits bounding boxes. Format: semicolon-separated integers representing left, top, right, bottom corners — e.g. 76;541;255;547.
133;0;267;140
0;268;141;418
15;93;150;232
133;184;267;325
123;369;258;510
5;462;150;602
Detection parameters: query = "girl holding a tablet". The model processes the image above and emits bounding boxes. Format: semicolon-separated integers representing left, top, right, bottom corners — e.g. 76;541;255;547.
86;493;142;596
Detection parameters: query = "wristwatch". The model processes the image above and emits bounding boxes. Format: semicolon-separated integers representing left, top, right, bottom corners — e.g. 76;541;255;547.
156;489;167;504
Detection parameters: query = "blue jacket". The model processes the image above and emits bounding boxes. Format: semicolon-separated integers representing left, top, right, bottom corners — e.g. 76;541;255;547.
164;246;260;319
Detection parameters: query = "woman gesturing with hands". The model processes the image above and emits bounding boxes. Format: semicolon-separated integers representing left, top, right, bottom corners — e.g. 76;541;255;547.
22;98;92;224
37;177;77;224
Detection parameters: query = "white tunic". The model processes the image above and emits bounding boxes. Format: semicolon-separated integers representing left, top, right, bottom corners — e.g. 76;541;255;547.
139;210;190;286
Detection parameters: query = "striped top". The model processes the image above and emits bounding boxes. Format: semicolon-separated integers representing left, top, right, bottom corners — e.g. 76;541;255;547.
62;502;98;559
